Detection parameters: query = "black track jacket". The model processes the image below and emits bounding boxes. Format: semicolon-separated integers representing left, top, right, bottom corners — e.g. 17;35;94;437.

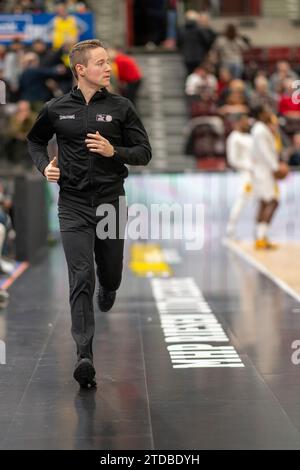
27;86;152;206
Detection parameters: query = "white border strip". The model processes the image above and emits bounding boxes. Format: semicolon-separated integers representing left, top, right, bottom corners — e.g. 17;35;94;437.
223;238;300;305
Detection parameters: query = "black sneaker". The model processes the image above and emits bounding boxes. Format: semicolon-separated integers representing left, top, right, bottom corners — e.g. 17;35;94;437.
73;358;96;389
97;285;116;312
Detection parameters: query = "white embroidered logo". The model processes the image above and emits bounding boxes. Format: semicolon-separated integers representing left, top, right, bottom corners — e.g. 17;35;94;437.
59;114;75;120
96;114;112;122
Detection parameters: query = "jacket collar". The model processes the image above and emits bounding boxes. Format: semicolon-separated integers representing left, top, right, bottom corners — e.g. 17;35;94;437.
70;86;109;104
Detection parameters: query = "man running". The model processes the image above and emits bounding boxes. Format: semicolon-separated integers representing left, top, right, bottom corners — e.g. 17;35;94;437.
27;39;152;388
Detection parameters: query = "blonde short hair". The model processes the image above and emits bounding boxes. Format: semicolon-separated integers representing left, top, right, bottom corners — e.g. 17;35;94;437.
69;39;106;79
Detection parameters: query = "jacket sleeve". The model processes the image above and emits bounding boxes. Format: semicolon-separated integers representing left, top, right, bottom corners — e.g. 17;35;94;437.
113;101;152;166
26;103;55;176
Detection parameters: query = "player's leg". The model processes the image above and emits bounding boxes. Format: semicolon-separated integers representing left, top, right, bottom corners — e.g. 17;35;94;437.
94;197;127;312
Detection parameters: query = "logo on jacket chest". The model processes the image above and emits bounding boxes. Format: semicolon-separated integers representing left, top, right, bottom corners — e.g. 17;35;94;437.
59;114;75;120
96;114;112;122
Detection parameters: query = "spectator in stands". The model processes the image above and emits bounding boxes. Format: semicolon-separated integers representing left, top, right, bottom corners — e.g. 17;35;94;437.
32;38;74;93
67;0;88;13
0;0;6;13
3;39;25;102
212;24;250;78
177;10;212;75
216;66;232;97
18;52;67;111
4;100;37;168
11;0;56;13
217;79;250;116
250;75;278;113
278;78;300;119
12;5;24;13
162;0;178;50
270;61;298;94
185;64;217;99
145;0;168;47
198;12;217;52
53;40;75;93
133;0;165;47
31;39;57;68
11;0;41;13
108;47;143;105
185;61;218;117
288;133;300;166
52;2;80;50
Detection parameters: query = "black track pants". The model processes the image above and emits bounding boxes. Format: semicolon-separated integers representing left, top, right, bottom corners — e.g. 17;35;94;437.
58;196;127;360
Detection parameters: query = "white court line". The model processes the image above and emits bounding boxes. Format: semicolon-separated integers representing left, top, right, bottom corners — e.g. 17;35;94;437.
222;238;300;306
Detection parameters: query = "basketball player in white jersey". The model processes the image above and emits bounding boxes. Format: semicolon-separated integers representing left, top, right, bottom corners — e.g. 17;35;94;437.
251;105;280;249
226;113;253;239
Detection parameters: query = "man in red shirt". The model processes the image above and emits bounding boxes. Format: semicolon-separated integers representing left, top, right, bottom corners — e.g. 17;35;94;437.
109;47;143;105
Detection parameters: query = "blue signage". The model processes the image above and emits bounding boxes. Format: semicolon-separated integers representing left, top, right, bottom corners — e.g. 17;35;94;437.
0;13;94;44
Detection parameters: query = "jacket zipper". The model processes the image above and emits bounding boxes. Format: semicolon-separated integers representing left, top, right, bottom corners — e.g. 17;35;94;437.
85;102;94;207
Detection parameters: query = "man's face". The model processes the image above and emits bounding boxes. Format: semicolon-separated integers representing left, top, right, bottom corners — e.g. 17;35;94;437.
56;4;67;17
255;78;268;94
278;61;289;75
78;47;111;88
33;41;46;54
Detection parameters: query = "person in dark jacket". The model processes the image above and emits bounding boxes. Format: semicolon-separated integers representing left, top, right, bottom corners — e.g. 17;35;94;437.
32;39;74;94
177;10;212;75
133;0;167;46
27;39;152;389
19;52;67;111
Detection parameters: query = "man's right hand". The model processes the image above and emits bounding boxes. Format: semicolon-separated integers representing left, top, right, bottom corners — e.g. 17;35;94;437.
44;157;60;183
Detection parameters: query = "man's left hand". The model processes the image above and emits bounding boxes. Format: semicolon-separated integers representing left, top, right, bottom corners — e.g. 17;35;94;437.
85;131;114;157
